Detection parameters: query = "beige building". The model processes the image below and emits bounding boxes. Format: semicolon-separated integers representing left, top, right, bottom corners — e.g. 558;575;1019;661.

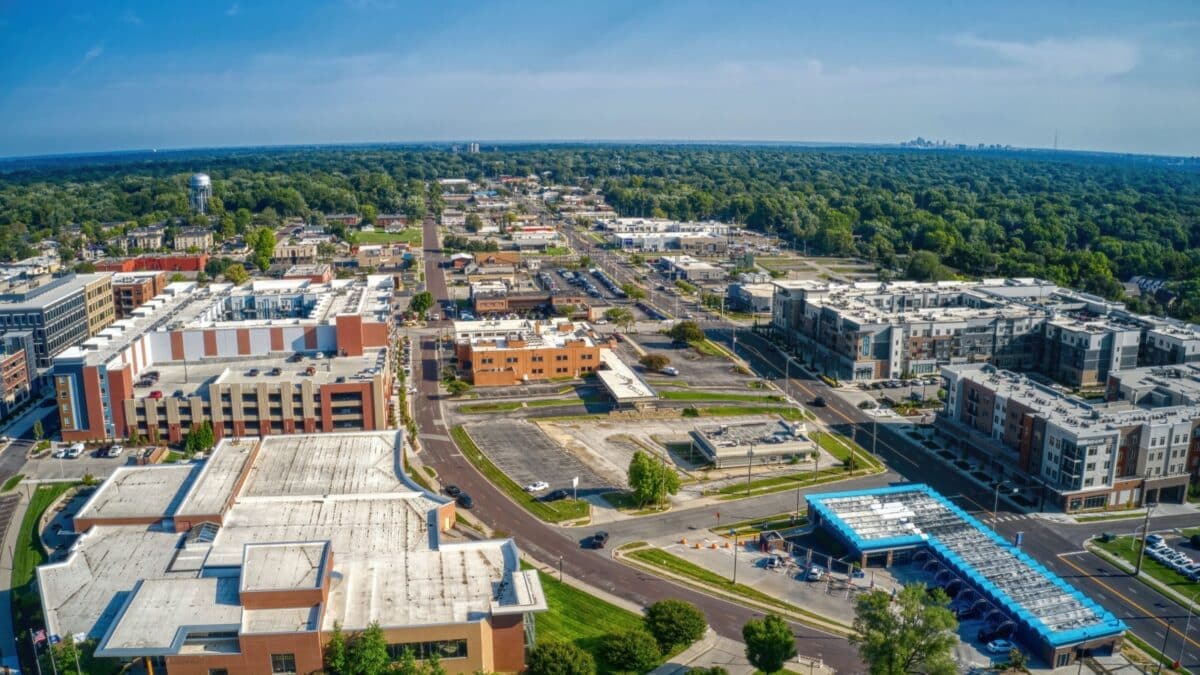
174;227;214;252
274;239;320;265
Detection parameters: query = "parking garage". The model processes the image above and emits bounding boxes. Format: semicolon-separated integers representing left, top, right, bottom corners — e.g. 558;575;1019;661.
806;484;1126;667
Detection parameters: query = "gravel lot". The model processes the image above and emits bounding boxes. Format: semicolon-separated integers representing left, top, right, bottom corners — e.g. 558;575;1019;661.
465;420;614;497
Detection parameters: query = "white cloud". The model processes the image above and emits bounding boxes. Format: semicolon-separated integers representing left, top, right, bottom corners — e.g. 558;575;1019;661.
226;3;241;17
951;33;1138;78
121;9;142;26
82;44;104;64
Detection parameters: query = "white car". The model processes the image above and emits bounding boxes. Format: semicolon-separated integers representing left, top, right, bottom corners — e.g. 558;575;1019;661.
661;366;679;376
805;565;826;581
524;481;549;493
107;444;124;458
985;639;1017;655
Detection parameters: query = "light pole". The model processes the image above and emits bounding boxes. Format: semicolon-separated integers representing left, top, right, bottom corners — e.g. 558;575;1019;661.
1178;590;1200;668
1135;503;1156;576
558;555;563;582
731;528;739;585
992;482;1019;530
745;445;755;496
1157;619;1174;675
871;399;880;458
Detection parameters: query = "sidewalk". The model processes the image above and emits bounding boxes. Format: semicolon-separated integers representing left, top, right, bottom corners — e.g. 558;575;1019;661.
0;486;30;672
650;629;835;675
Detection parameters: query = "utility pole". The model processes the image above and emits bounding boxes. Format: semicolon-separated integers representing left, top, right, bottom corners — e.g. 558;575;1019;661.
1135;504;1155;575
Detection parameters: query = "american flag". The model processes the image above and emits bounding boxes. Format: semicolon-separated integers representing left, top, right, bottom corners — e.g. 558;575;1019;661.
32;629;46;645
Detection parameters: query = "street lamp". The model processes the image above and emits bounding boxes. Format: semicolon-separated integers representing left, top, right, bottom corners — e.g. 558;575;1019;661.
745;445;755;496
992;481;1020;529
1178;590;1200;668
1157;619;1174;675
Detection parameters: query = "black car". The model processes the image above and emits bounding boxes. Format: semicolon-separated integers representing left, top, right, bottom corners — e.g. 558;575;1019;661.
287;353;304;363
811;396;827;407
977;622;1016;643
445;485;462;498
246;368;260;376
268;367;282;376
456;493;474;509
592;531;610;549
541;489;570;502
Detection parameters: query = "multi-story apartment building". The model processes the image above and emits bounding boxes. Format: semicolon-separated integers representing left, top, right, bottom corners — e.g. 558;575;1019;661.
37;431;545;675
52;275;396;443
122;226;165;252
771;278;1200;387
273;239;321;265
0;331;34;417
939;363;1197;511
112;271;168;318
0;273;115;369
173;227;214;252
454;319;612;386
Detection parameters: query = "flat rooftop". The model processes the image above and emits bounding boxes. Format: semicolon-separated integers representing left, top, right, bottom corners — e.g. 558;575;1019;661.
695;419;808;447
74;464;196;522
596;350;656;401
175;440;257;519
39;431;547;655
807;485;1125;647
141;347;388;398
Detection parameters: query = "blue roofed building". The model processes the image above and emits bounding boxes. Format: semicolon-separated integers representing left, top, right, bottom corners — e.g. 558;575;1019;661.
806;484;1126;667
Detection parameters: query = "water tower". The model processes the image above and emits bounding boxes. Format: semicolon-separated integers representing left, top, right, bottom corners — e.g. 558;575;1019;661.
189;173;212;214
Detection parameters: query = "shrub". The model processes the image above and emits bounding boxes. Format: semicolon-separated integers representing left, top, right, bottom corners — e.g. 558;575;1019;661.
602;629;662;674
645;600;707;651
527;640;595;675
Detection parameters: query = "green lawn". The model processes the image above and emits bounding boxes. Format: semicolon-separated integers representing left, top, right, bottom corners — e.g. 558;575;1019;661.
714;467;855;498
1093;535;1200;599
2;474;24;492
459;397;590;414
1075;511;1146;523
714;513;809;536
12;483;76;591
812;431;883;470
689;339;726;357
694;405;808;421
660;391;783;403
450;426;589;523
350;229;423;245
540;246;573;256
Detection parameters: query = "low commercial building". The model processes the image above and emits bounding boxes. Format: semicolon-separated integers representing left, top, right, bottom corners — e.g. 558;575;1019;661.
52;276;396;443
454;318;611;386
595;349;657;408
273;239;321;265
0;273;115;369
689;419;813;468
658;255;726;282
174;228;214;252
324;213;360;226
727;283;773;313
807;484;1125;667
112;271;168;319
355;243;409;269
38;431;546;675
283;264;334;284
601;218;731;254
939;363;1198;510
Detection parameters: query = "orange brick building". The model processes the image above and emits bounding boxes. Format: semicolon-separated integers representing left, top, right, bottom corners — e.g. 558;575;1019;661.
454;319;612;386
111;271;168;318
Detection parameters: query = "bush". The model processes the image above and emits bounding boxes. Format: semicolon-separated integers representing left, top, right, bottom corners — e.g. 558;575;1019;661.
639;354;671;372
645;600;707;651
602;629;662;674
527;640;596;675
667;321;705;344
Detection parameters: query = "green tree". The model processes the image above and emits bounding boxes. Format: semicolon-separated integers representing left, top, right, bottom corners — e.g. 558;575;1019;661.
184;420;215;456
32;419;44;441
446;379;472;396
602;629;662;674
667;321;705;344
169;272;186;283
906;251;951;282
409;291;434;316
577;255;592;269
645;599;707;651
526;640;596;675
346;621;390;675
465;213;484;233
604;306;635;332
850;584;958;675
325;622;349;674
688;668;730;675
361;204;377;224
743;614;796;674
621;283;646;301
245;226;277;271
628;450;680;507
224;263;250;284
639;353;670;372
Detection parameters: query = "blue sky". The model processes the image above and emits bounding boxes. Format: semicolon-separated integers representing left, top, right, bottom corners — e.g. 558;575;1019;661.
1;0;1197;157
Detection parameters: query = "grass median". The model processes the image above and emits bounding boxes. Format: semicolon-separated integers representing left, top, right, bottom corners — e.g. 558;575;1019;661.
1092;535;1200;599
660;390;783;403
450;426;589;523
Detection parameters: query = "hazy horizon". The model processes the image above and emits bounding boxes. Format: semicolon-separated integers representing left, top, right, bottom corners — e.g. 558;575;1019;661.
1;0;1197;157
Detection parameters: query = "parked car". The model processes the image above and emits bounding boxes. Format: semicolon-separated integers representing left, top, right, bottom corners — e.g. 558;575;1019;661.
456;493;474;509
592;531;610;549
444;485;462;498
1146;534;1165;547
977;622;1016;643
107;444;124;458
985;639;1017;655
64;444;83;459
246;368;260;376
805;565;826;581
149;390;163;399
540;489;570;502
660;366;679;376
268;367;282;376
524;481;549;493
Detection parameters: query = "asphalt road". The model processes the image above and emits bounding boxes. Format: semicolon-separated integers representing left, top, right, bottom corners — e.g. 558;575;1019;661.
418;218;864;672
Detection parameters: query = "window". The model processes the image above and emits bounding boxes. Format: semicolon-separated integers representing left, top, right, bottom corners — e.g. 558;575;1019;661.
209;670;230;675
505;357;519;363
271;654;297;674
386;640;468;661
555;354;568;361
532;355;544;362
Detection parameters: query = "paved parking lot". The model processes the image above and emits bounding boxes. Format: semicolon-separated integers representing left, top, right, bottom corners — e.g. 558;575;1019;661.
623;333;754;389
465;420;613;497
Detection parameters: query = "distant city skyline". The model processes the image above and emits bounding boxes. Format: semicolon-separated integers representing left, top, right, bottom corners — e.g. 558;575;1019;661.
0;0;1197;157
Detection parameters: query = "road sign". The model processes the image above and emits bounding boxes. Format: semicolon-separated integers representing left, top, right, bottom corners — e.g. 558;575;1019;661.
1015;531;1024;547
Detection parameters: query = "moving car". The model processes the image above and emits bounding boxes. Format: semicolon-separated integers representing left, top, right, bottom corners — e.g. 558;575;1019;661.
444;485;462;498
524;481;549;493
592;531;610;549
811;396;827;407
456;493;474;509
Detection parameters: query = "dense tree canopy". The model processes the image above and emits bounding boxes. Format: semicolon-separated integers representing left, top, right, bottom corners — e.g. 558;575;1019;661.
2;144;1196;319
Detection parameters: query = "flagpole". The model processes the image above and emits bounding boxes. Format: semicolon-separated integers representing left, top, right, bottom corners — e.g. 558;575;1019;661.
72;638;82;674
46;635;57;675
30;632;43;675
